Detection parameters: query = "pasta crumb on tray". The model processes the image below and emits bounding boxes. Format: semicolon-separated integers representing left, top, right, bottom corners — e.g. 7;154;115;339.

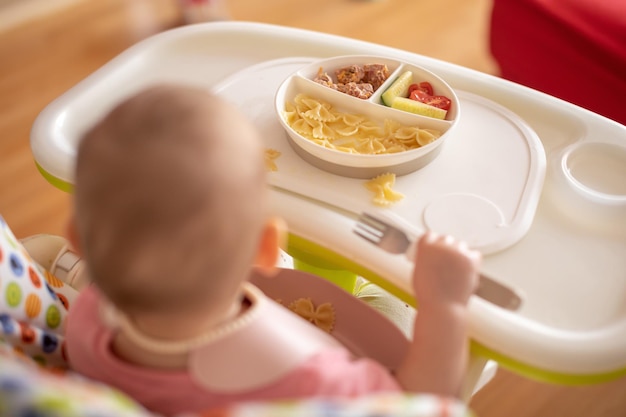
365;173;405;206
265;148;281;171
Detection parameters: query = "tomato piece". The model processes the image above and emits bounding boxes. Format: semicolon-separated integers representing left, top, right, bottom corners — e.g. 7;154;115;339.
423;95;452;111
408;82;434;96
418;81;434;96
408;82;452;111
409;89;430;102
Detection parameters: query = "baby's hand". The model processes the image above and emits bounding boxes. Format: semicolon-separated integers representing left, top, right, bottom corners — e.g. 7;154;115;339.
412;232;481;308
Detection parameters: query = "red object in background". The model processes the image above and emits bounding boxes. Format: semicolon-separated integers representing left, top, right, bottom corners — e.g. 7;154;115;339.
489;0;626;125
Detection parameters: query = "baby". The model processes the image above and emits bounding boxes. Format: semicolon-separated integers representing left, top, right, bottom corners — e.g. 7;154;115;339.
64;85;481;415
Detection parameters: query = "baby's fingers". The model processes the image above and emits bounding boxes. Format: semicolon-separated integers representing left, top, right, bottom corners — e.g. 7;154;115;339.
420;232;480;259
418;231;482;278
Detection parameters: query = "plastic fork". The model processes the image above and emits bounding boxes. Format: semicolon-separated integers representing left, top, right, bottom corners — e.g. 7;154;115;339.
354;212;523;311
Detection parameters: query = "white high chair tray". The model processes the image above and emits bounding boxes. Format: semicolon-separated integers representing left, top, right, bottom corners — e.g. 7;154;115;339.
211;57;545;255
30;22;626;383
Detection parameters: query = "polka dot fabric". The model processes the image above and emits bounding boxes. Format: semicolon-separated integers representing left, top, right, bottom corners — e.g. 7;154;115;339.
0;216;77;369
0;342;156;417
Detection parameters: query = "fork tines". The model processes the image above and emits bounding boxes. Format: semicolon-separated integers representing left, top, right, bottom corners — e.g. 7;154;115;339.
353;213;388;244
359;212;393;231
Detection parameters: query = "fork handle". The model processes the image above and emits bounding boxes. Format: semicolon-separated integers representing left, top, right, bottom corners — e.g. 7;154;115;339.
404;238;522;311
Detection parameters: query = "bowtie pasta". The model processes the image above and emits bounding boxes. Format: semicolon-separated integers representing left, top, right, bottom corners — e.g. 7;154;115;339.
283;94;441;155
365;173;405;206
264;148;281;172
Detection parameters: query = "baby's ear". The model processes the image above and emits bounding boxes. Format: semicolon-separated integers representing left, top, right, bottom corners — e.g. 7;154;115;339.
254;217;287;277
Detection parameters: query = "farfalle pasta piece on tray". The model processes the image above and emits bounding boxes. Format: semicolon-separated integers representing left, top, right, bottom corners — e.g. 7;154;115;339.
264;149;281;172
365;173;405;207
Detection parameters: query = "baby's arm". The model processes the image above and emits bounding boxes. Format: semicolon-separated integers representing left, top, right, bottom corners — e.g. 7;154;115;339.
394;232;480;398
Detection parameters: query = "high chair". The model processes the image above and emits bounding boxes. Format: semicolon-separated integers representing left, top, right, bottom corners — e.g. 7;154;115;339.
13;20;626;417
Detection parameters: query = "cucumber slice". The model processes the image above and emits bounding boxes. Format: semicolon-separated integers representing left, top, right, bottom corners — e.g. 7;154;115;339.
391;97;448;120
381;71;413;106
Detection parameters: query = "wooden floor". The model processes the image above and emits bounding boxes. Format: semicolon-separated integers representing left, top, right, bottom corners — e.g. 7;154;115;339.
0;0;625;415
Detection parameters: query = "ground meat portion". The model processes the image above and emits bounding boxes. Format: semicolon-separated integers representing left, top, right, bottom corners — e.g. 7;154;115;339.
313;67;335;88
312;63;390;99
362;64;390;90
336;82;374;99
335;65;365;84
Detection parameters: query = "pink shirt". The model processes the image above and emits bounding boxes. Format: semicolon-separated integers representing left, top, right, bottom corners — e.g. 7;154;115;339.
65;286;401;416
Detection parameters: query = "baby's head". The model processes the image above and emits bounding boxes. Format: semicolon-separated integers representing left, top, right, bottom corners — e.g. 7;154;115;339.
72;85;268;318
